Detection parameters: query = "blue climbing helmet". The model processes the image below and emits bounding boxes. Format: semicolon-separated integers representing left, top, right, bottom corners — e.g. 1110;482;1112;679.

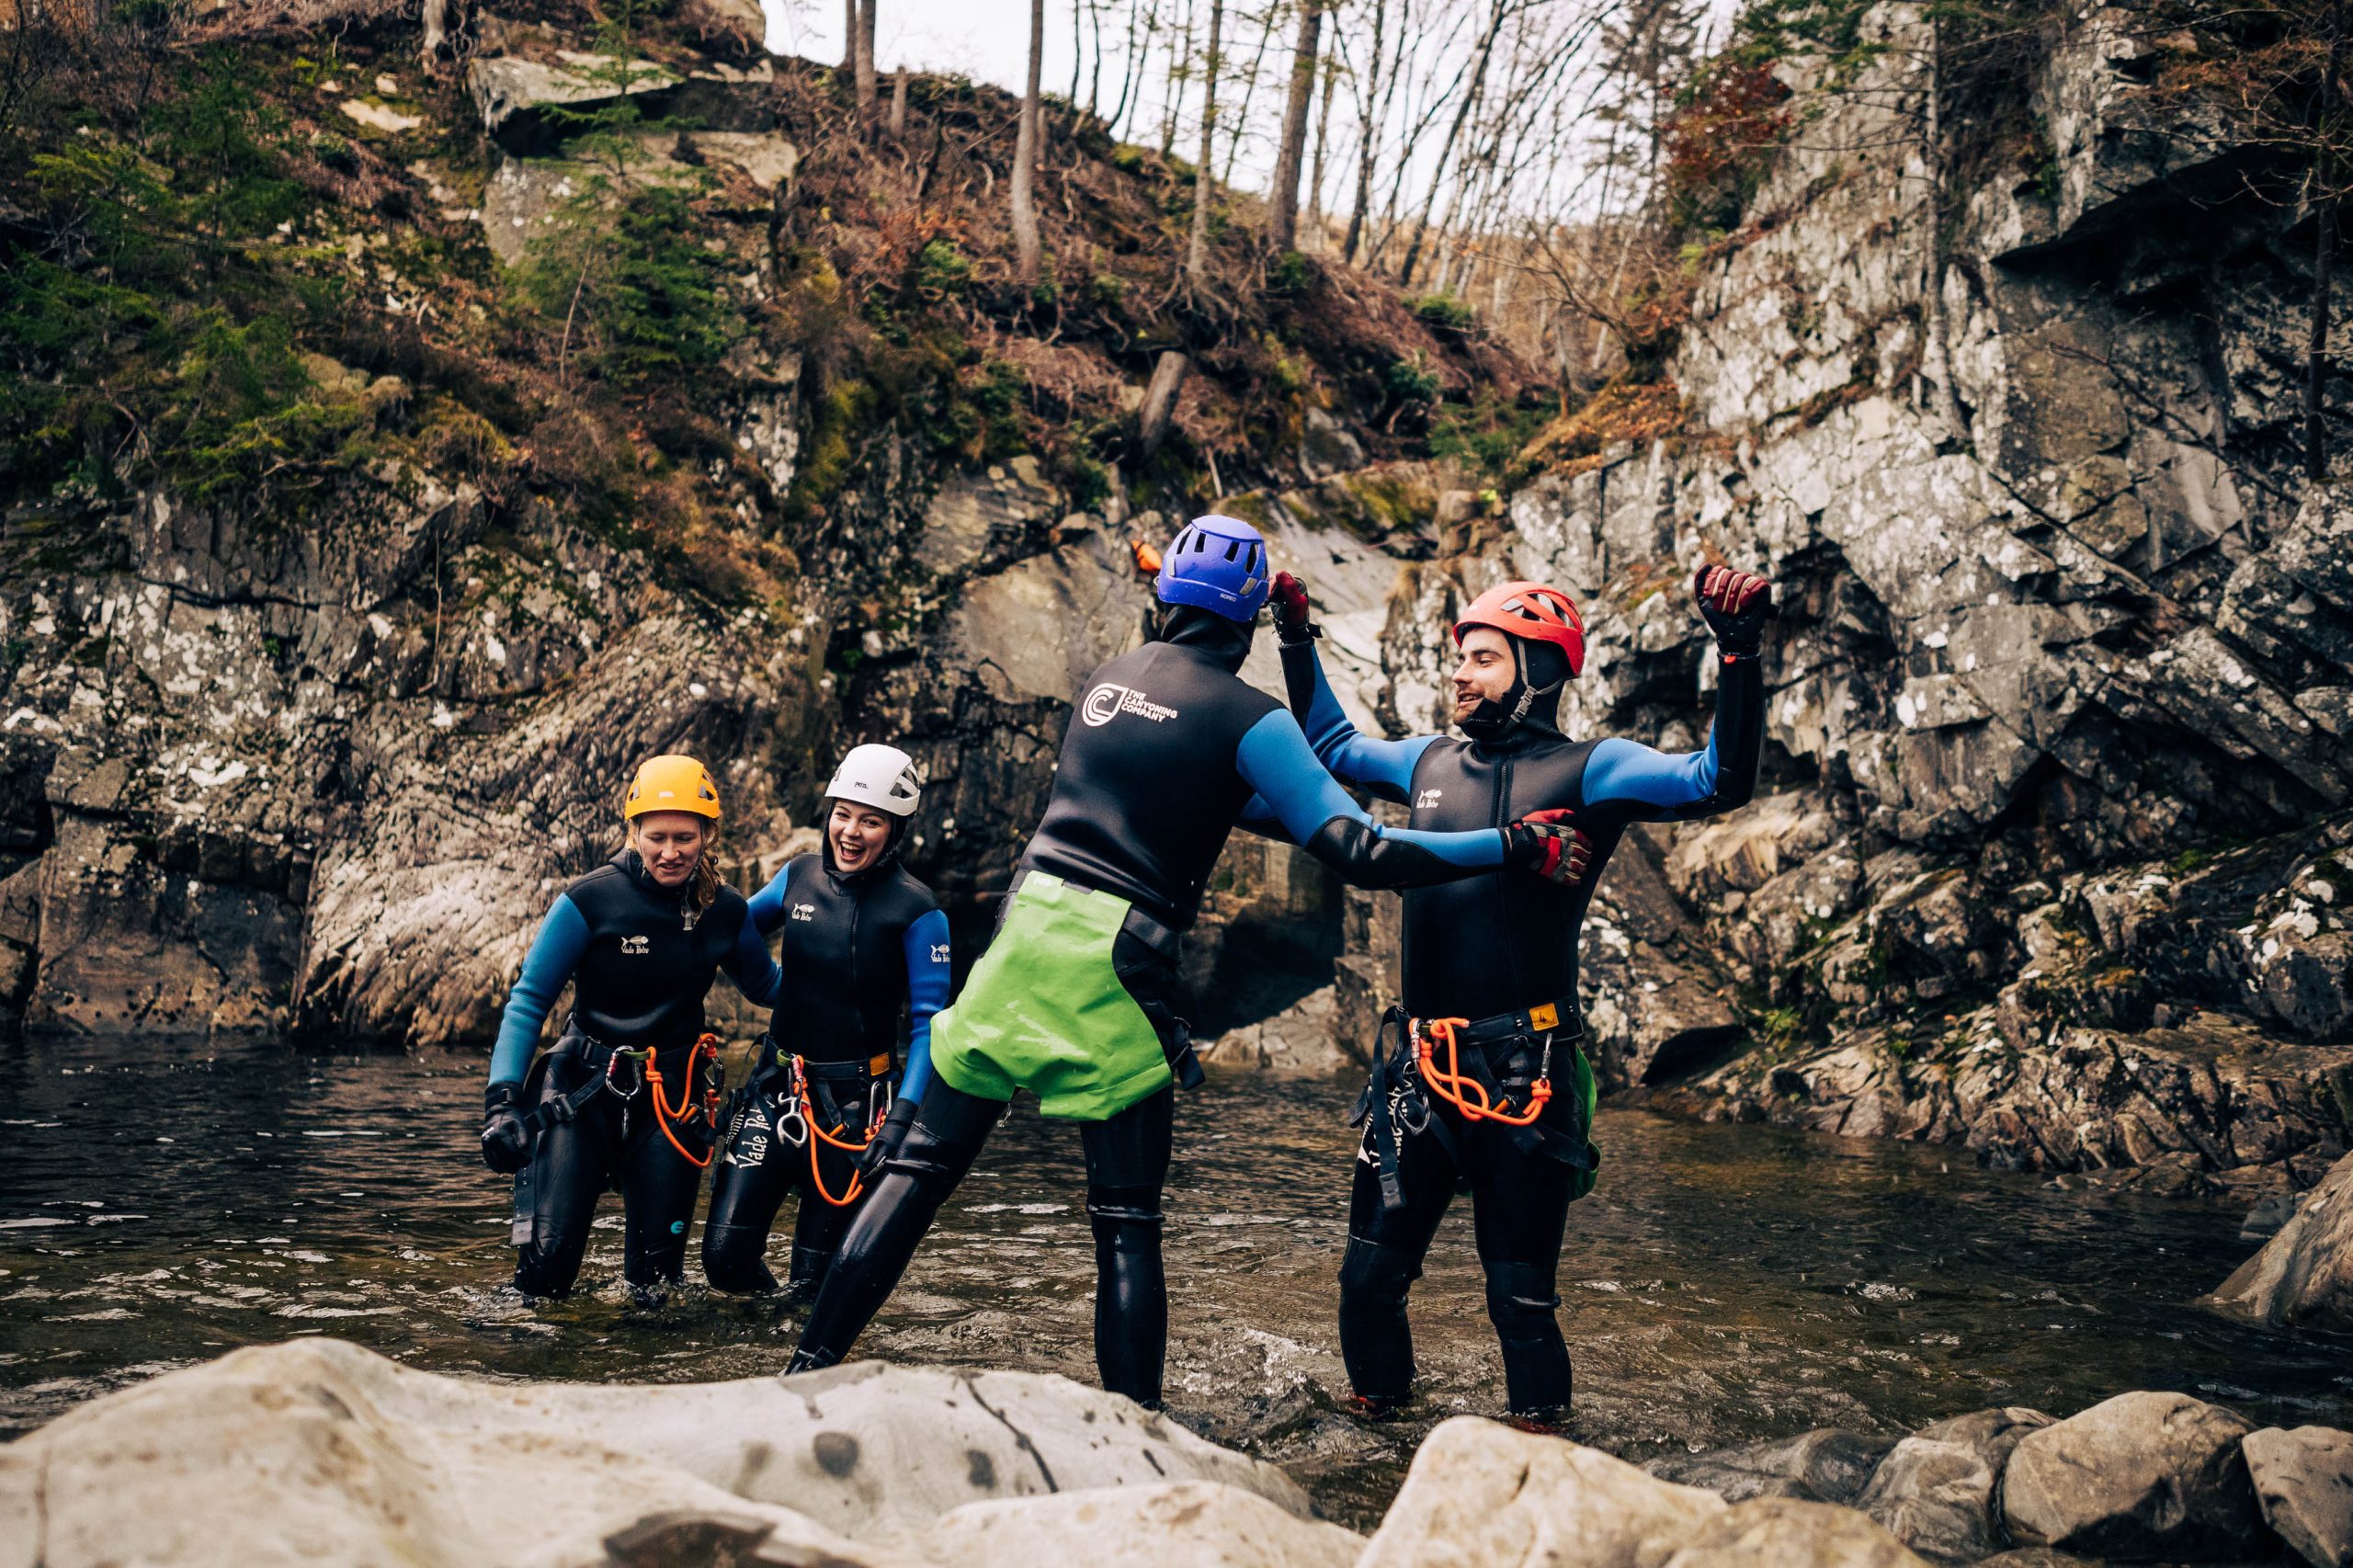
1154;515;1269;621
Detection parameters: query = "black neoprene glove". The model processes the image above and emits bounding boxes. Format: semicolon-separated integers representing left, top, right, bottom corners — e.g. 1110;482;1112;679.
858;1096;920;1180
1503;809;1594;888
1271;571;1318;646
1695;564;1775;657
481;1083;532;1174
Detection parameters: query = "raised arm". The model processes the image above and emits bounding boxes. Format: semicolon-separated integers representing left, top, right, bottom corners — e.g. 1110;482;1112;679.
488;895;590;1087
1236;710;1584;889
1272;573;1433;802
745;863;790;935
1584;567;1771;824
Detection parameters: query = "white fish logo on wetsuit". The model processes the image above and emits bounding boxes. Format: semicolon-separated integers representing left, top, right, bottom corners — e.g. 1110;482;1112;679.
620;935;650;955
1081;683;1180;727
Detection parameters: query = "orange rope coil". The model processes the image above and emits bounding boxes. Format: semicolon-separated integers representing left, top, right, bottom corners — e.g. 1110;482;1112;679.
791;1054;890;1208
641;1034;723;1168
1413;1017;1552;1128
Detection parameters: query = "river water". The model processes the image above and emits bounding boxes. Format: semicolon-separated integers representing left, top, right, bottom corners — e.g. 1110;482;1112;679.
4;1032;2347;1528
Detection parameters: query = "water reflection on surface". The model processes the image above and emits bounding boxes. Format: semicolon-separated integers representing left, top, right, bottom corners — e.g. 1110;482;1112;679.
3;1033;2346;1527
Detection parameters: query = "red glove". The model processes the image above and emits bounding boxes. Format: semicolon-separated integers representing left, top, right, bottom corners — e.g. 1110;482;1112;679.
1694;564;1774;655
1271;571;1315;645
1503;808;1594;888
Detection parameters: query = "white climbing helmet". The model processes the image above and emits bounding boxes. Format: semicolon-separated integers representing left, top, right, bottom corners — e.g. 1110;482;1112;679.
824;743;923;818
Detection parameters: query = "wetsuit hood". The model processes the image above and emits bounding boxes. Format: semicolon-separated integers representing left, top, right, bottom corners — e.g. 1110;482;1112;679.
1458;635;1570;743
617;847;689;902
1156;602;1256;674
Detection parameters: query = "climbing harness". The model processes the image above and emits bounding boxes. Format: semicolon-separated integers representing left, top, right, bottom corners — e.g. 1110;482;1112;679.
739;1041;895;1209
1349;1002;1597;1213
517;1028;725;1166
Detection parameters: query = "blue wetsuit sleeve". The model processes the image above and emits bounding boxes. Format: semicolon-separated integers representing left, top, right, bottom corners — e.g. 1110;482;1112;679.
1235;710;1505;886
489;895;589;1085
1580;654;1765;823
745;867;790;935
899;909;951;1104
722;908;783;1008
1235;794;1295;842
1279;640;1435;804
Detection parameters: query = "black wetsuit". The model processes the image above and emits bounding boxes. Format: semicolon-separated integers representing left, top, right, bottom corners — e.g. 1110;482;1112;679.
790;607;1520;1403
486;851;779;1297
703;845;949;1296
1285;632;1765;1416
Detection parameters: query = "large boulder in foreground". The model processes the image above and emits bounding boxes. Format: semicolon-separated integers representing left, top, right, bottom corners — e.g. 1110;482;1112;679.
2243;1426;2353;1568
2206;1148;2353;1333
1358;1415;1727;1567
0;1339;1313;1568
1856;1405;2053;1561
1651;1496;1934;1567
1999;1390;2267;1561
920;1481;1362;1568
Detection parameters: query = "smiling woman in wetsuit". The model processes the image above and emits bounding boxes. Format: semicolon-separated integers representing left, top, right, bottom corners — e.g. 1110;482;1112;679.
702;744;951;1301
478;755;781;1300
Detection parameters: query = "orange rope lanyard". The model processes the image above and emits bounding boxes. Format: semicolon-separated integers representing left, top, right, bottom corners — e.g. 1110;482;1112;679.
1414;1017;1552;1127
639;1034;722;1168
792;1054;890;1208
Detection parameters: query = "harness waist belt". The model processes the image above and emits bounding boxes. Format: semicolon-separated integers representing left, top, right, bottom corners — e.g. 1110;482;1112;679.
1423;996;1583;1049
790;1053;894;1080
1008;868;1183;963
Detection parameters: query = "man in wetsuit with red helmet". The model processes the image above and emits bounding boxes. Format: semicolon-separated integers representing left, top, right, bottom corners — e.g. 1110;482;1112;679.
1275;564;1775;1428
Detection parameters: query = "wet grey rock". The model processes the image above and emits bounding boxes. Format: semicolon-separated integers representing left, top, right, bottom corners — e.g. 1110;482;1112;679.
2000;1391;2266;1561
1857;1406;2053;1562
2206;1150;2353;1333
2242;1425;2353;1568
1645;1427;1899;1507
1650;1495;1933;1568
2240;1189;2310;1243
1972;1551;2103;1568
1197;985;1348;1077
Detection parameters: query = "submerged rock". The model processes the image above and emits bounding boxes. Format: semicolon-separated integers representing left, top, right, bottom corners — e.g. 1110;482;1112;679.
2206;1149;2353;1333
1651;1495;1934;1568
1358;1415;1727;1567
1646;1426;1900;1506
2242;1426;2353;1568
1857;1406;2053;1562
1999;1391;2266;1561
0;1339;1313;1568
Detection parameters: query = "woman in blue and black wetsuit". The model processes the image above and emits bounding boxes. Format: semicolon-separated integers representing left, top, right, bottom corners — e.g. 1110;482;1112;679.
703;744;952;1301
479;755;781;1299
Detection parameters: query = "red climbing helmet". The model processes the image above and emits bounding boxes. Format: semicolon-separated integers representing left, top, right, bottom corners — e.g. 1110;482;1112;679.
1451;581;1586;678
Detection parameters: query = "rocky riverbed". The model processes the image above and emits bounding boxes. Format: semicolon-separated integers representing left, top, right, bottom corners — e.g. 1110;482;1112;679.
4;1337;2349;1568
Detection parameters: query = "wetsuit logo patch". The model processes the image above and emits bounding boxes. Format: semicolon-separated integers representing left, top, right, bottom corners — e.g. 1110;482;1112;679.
931;942;951;963
620;935;650;955
1081;683;1179;727
1416;789;1443;810
790;903;817;922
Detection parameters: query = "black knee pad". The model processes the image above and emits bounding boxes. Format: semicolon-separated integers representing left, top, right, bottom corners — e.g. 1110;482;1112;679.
1086;1189;1165;1251
1482;1260;1563;1338
701;1223;779;1294
1339;1236;1423;1312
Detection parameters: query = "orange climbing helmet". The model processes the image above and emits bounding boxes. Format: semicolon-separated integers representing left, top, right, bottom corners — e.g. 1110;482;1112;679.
1452;581;1586;678
625;754;722;821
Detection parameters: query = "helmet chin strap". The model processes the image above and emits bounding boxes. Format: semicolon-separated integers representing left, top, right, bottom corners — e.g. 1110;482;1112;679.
1504;640;1565;728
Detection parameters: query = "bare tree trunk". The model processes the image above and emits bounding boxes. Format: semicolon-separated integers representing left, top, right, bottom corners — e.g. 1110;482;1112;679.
890;63;908;138
1089;0;1107;116
1111;0;1154;136
1013;0;1046;282
1187;0;1225;287
1306;41;1337;247
1342;0;1388;263
1400;0;1505;288
1137;350;1192;454
855;0;879;128
1072;0;1086;114
1268;0;1324;251
1221;0;1278;188
1163;0;1196;156
2312;0;2347;482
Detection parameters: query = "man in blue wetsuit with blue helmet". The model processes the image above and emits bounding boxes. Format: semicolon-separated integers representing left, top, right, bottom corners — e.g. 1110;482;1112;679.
785;515;1587;1405
1270;562;1775;1430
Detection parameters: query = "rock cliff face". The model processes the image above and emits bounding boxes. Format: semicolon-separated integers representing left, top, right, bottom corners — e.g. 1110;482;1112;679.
1346;1;2353;1192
